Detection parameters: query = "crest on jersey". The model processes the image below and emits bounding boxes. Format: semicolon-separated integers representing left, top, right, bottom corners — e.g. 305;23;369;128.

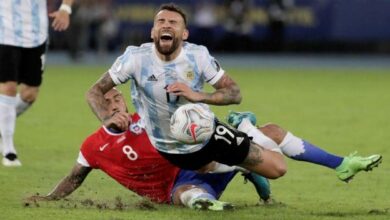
130;123;143;135
211;59;221;72
186;71;194;80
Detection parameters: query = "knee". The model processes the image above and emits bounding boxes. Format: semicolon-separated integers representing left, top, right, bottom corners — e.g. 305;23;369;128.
0;82;18;96
259;123;287;144
273;163;287;179
20;88;39;103
267;165;287;179
267;153;287;179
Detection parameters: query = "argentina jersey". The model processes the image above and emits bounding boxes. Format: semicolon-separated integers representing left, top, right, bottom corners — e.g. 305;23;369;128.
0;0;48;47
109;42;224;154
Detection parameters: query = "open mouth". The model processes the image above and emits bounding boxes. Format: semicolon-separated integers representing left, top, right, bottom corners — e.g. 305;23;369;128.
160;33;173;42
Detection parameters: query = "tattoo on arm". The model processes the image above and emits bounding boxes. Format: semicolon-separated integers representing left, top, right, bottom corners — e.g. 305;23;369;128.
243;142;264;166
46;164;92;200
86;72;115;122
204;74;242;105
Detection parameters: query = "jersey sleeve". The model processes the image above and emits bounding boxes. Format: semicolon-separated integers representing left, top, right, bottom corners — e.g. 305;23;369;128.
108;46;137;85
79;135;99;168
199;46;225;85
77;151;90;167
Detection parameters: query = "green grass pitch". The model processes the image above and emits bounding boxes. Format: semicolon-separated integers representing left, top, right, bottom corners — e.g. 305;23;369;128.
0;64;389;220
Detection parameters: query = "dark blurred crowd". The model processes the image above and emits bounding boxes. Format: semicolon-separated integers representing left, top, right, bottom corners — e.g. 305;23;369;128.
48;0;390;60
49;0;119;60
48;0;298;60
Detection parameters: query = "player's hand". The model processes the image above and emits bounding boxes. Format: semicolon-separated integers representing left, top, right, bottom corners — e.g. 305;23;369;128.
103;111;130;131
49;11;70;31
166;82;204;102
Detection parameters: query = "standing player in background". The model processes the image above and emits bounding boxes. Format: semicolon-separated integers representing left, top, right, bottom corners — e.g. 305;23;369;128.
27;88;271;211
0;0;74;166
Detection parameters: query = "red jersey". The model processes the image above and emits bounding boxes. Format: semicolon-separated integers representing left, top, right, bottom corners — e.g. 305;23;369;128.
78;114;180;203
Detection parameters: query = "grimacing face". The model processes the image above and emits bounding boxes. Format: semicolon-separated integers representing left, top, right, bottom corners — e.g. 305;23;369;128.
104;89;128;116
151;10;188;56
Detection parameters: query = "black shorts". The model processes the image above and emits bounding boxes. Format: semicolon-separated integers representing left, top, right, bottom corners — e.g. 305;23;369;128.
0;42;47;86
158;120;251;170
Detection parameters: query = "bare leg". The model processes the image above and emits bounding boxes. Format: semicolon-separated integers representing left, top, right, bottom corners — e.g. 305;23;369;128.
239;142;286;179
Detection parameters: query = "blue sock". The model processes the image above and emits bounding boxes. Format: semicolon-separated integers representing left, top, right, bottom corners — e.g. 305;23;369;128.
291;141;344;169
280;132;344;169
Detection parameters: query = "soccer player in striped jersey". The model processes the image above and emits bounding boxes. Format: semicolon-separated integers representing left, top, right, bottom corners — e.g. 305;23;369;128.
0;0;74;166
26;88;271;210
87;3;287;179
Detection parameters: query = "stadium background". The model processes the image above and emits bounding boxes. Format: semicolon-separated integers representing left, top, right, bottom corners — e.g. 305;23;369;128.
48;0;390;58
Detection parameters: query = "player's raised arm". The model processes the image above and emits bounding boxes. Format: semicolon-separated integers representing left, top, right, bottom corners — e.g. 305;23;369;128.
26;164;91;202
166;73;241;106
86;72;128;131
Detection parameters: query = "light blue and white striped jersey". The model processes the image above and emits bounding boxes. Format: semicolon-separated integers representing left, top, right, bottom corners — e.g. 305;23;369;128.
0;0;48;48
109;42;224;154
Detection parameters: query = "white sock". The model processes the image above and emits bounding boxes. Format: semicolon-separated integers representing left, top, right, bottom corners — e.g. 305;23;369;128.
0;95;17;156
237;119;282;154
279;132;305;157
208;162;238;173
15;93;31;117
179;187;215;208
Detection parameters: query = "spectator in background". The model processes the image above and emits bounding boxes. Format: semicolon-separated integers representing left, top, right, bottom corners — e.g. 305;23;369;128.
265;0;294;51
66;0;118;60
221;0;254;51
191;1;218;50
0;0;74;167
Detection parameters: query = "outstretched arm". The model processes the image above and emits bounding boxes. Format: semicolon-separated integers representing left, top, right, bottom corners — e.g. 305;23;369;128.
26;164;92;201
166;73;242;105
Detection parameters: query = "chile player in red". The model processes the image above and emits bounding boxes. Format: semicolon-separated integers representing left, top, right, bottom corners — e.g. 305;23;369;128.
26;88;270;211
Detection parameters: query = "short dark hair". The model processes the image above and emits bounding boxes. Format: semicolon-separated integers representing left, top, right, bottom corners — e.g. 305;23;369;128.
157;3;187;26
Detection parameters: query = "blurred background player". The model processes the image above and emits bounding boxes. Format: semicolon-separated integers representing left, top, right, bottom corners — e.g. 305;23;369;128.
26;88;271;210
227;111;382;182
0;0;74;166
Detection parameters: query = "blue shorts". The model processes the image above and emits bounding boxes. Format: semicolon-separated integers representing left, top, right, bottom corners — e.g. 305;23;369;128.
171;169;237;203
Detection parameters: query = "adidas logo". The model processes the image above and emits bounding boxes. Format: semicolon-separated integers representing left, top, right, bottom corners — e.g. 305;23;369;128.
236;137;244;146
147;74;158;81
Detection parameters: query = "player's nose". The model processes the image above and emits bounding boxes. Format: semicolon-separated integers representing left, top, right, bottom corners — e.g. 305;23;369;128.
111;104;119;112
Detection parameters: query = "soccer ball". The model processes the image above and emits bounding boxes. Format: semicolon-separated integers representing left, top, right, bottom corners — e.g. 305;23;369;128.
170;103;215;144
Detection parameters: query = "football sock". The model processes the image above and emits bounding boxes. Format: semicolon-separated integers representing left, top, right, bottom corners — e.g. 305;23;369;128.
209;162;238;173
179;187;215;208
237;119;343;169
237;119;282;153
15;93;31;117
279;132;344;169
0;95;17;156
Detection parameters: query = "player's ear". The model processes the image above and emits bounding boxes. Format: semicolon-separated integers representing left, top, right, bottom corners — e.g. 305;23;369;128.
182;28;189;41
150;27;154;40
